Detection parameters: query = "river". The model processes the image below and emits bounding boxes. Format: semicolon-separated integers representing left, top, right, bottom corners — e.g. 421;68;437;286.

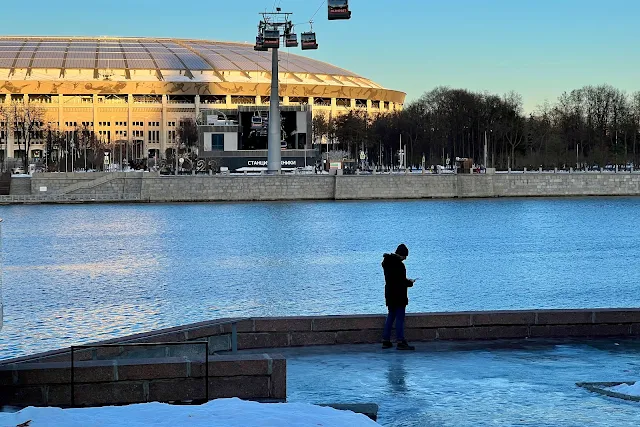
1;197;639;359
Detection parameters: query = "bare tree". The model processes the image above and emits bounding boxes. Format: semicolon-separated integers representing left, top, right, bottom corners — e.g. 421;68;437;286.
631;92;640;165
11;102;45;169
177;118;198;153
312;111;329;146
501;92;525;169
0;104;10;171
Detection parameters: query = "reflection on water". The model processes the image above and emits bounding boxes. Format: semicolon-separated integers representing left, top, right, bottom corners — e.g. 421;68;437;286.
5;255;159;275
387;357;409;395
1;198;640;359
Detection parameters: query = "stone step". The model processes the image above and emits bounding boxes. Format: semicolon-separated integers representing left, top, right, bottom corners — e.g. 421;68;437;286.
57;174;118;195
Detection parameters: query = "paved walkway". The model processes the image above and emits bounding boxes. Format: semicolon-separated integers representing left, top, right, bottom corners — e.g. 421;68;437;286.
275;339;640;426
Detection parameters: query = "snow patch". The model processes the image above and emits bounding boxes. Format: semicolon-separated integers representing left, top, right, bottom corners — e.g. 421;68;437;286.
0;398;379;427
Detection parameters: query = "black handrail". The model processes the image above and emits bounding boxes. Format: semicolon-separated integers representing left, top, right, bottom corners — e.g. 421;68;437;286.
70;341;209;407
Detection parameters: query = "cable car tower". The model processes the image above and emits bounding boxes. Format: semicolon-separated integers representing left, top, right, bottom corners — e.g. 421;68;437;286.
253;9;297;174
254;4;349;173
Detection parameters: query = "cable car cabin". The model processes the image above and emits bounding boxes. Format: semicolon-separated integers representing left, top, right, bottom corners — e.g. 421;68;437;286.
251;115;263;130
285;33;298;48
254;36;267;51
262;30;280;48
328;0;351;20
300;32;318;50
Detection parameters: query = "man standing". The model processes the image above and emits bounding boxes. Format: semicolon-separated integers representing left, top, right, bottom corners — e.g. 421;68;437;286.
381;244;416;350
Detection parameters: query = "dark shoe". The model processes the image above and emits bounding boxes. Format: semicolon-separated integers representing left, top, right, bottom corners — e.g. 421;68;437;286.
396;340;415;351
382;340;393;349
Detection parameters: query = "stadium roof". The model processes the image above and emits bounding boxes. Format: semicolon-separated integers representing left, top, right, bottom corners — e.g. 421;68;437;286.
0;36;360;78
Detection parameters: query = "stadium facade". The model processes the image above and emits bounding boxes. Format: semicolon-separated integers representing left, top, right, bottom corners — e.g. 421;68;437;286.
0;36;405;168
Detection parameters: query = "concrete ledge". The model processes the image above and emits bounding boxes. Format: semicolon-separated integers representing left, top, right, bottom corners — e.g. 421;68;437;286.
311;315;384;332
470;311;536;326
535;310;594;325
2;318;241;365
5;309;640;365
593;309;640;324
254;318;313;332
317;403;379;421
3;308;640;408
406;313;472;328
529;324;632;338
0;354;286;407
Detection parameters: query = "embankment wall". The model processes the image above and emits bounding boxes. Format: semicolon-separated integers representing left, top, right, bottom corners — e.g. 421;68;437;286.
15;172;640;203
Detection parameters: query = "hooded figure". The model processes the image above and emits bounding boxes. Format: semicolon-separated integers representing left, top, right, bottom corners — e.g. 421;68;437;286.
382;248;413;307
381;244;416;350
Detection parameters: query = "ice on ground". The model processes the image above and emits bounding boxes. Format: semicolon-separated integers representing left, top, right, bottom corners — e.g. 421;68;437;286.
607;382;640;397
0;398;378;427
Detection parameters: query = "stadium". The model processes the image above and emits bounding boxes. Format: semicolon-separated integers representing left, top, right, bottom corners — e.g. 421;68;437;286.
0;36;405;170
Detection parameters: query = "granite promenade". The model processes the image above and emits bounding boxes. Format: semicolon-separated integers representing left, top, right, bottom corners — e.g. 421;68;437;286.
2;308;640;407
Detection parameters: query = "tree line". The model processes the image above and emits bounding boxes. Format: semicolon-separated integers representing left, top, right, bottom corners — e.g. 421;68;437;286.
312;85;640;170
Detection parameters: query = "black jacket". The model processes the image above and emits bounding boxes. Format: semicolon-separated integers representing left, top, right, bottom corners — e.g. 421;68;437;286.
382;253;413;307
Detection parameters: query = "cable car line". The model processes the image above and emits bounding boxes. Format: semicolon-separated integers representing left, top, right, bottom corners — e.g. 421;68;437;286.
309;0;326;22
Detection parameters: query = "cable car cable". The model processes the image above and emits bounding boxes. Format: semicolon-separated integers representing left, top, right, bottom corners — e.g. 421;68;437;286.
309;0;326;22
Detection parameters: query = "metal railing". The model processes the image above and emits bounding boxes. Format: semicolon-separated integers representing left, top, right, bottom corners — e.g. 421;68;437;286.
70;341;209;407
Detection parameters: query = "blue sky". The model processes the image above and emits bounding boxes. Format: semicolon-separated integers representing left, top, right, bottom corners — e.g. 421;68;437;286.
2;0;638;112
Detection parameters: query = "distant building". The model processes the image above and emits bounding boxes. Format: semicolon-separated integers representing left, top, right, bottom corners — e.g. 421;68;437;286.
0;36;405;167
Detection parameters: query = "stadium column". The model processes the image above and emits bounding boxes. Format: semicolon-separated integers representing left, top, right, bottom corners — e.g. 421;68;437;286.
127;95;132;158
161;94;167;158
92;95;98;148
331;97;337;117
57;95;63;162
5;95;14;159
195;95;200;121
24;94;29;160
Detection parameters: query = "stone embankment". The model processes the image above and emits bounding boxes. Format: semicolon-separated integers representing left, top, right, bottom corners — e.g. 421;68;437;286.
1;308;639;407
3;171;640;203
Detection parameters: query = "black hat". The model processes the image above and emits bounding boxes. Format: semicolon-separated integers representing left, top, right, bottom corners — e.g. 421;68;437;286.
395;244;409;257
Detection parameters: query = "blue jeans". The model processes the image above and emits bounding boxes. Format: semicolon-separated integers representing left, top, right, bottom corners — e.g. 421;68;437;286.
383;306;406;341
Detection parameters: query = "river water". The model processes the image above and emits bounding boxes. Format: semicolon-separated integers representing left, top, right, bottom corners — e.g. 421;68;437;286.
1;197;639;359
